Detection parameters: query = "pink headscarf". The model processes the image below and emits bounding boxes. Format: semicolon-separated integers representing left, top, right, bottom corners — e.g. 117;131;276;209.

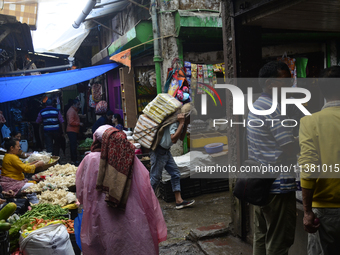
91;125;115;152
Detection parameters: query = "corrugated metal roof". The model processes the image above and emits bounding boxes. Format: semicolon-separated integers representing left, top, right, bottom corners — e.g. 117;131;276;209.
85;0;129;21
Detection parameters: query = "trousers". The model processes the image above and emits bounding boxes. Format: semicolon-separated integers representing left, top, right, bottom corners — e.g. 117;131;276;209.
150;146;181;192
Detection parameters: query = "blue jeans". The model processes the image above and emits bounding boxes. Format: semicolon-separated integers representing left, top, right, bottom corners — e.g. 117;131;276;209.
44;131;61;156
67;132;78;162
150;146;181;192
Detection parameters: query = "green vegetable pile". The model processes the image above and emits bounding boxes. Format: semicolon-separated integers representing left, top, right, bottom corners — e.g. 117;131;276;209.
79;138;93;148
8;204;69;252
20;204;69;220
9;218;32;252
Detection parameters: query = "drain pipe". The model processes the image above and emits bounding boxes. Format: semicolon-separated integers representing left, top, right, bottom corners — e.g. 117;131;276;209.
150;0;163;94
73;0;98;29
1;57;75;76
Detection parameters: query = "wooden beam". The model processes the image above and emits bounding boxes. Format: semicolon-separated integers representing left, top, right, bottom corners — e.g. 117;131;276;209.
126;0;149;11
92;19;123;36
122;3;132;33
239;0;306;24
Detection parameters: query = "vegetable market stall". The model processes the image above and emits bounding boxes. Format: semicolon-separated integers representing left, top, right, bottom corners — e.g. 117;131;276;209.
1;161;80;253
77;138;93;160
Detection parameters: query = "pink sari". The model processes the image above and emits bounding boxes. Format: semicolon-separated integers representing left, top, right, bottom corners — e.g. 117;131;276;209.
0;176;27;195
76;126;167;255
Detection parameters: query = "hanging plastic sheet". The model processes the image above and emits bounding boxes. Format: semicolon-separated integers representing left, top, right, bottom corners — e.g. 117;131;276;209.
296;58;309;78
0;63;118;103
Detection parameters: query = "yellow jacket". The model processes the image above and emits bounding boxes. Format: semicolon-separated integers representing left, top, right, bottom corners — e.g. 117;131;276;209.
1;153;36;181
299;106;340;208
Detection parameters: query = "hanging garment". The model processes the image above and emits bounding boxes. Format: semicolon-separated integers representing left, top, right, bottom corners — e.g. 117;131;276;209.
0;111;6;123
92;83;102;102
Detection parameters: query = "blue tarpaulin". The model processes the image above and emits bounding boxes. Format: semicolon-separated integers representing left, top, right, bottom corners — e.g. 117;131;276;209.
0;63;119;103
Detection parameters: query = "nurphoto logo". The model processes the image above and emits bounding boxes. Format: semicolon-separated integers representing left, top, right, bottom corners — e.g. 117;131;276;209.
200;84;312;128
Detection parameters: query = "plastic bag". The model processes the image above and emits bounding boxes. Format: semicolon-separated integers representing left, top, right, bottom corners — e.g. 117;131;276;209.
20;223;74;255
89;94;96;108
74;209;83;251
168;78;180;96
1;124;11;139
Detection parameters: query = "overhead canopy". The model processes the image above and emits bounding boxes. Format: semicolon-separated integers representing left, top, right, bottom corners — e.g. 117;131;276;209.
32;0;129;56
235;0;340;32
0;63;118;103
175;10;222;36
92;21;153;65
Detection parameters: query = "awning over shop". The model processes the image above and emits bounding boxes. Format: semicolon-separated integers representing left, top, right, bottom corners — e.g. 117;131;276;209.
175;10;222;37
234;0;340;32
0;63;118;103
92;21;153;65
32;0;129;56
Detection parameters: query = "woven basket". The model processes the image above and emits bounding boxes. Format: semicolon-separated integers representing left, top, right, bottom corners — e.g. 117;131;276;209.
35;156;60;173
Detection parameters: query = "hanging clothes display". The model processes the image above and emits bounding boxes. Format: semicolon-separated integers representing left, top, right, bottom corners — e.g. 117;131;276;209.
10;107;23;122
1;124;11;139
0;111;6;124
277;53;297;87
92;83;102;102
164;58;191;105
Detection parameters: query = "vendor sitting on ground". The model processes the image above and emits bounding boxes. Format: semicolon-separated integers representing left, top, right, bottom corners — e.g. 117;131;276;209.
10;130;29;158
0;137;44;194
0;185;29;215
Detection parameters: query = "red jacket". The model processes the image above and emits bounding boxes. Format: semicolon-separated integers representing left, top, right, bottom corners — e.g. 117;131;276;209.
66;106;80;133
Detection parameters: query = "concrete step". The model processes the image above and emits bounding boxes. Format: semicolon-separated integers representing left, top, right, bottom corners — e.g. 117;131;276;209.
186;223;253;255
187;222;230;242
198;236;253;255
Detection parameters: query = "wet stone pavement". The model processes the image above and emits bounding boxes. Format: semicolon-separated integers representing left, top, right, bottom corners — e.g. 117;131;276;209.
158;191;253;255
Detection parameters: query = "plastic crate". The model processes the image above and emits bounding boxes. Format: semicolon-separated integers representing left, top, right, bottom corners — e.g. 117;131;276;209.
159;177;201;202
137;153;151;170
0;231;10;255
200;179;229;194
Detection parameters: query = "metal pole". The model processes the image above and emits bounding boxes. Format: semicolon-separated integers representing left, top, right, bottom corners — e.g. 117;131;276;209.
1;57;74;76
150;0;163;94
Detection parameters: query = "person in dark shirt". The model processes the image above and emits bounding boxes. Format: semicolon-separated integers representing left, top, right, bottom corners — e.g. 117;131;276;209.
92;110;114;134
36;98;66;156
112;113;124;131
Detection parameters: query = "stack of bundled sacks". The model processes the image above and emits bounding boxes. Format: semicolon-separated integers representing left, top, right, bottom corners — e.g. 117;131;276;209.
143;93;182;124
133;115;158;148
133;93;182;148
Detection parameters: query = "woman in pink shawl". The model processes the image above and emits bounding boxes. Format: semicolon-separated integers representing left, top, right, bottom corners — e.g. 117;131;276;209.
76;125;167;255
